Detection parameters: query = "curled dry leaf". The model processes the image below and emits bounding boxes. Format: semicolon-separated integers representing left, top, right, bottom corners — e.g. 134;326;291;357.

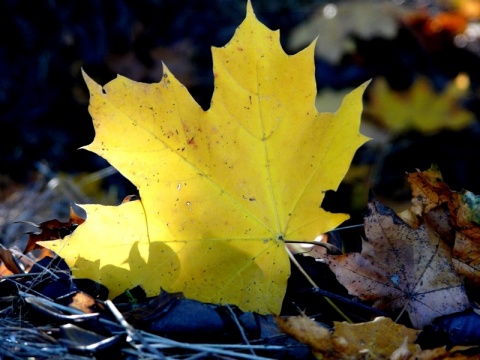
276;315;419;360
275;314;346;359
402;165;480;288
402;164;450;217
0;247;23;274
324;196;469;329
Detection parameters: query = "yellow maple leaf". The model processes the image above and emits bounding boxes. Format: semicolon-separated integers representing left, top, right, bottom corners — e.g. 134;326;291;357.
42;2;369;314
366;75;474;134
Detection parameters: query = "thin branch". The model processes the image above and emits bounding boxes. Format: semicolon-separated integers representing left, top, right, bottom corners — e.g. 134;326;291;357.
285;245;353;323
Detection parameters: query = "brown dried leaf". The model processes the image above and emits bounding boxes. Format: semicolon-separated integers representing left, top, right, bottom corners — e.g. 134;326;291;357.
452;232;480;288
404;164;451;217
68;291;105;314
450;190;480;239
413;345;480;360
23;206;85;254
402;166;480;288
0;247;22;275
325;196;469;329
333;317;420;359
276;315;419;359
275;314;348;359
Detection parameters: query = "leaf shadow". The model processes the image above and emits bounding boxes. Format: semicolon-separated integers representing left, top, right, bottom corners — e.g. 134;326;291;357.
74;240;180;298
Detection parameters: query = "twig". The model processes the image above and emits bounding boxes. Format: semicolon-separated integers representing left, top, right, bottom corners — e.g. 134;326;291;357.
105;299;167;359
226;304;256;357
309;287;388;317
77;166;118;186
395;298;410;324
17;293;284;359
10;247;62;281
134;331;279;360
285;245;353;323
5;280;54;301
328;223;364;232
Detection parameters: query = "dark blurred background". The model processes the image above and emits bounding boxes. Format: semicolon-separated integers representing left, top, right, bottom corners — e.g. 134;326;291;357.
0;0;317;185
2;0;480;243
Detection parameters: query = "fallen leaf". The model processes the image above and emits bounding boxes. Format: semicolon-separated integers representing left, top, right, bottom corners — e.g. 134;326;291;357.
275;314;344;359
23;206;85;254
413;345;480;360
0;246;60;276
365;75;474;134
401;166;480;288
324;196;470;329
288;1;403;63
0;247;22;274
68;291;105;314
390;336;413;360
453;230;480;288
276;315;420;360
333;317;420;359
401;164;450;218
41;2;369;314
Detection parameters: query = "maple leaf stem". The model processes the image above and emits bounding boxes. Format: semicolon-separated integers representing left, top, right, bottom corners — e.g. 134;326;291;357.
328;224;364;232
285;246;353;323
226;305;256;357
394;299;410;324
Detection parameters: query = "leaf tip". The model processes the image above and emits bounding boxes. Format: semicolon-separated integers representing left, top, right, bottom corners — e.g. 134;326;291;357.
81;69;102;94
246;0;254;16
80;68;91;84
359;78;372;92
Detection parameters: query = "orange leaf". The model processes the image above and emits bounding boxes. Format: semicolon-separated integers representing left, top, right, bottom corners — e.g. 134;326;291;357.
0;248;23;275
